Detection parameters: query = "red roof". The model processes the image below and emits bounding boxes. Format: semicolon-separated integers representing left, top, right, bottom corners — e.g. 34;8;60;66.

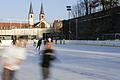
0;22;29;30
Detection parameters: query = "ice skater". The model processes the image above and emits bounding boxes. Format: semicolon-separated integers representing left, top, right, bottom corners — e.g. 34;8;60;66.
36;38;42;50
40;39;56;80
2;35;28;80
0;39;2;47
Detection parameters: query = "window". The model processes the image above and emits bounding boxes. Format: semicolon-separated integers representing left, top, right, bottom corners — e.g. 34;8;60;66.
31;15;32;18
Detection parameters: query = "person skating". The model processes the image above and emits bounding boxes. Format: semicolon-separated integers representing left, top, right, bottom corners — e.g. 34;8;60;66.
40;39;56;80
36;38;42;50
2;35;28;80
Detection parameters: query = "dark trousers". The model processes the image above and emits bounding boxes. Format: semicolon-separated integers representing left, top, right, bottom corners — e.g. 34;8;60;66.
2;68;16;80
42;67;50;80
36;45;41;50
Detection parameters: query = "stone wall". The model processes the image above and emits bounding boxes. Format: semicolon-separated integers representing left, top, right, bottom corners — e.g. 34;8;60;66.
62;6;120;40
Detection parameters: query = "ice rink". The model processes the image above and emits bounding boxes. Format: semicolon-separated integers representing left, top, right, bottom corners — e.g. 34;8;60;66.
0;41;120;80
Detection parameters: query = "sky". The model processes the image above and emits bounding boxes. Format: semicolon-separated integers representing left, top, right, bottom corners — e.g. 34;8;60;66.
0;0;78;23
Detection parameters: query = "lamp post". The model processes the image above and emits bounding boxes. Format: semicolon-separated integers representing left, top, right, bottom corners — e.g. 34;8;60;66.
66;5;71;40
76;19;78;40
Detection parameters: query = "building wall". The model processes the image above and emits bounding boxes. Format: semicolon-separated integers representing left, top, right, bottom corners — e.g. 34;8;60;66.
62;6;120;40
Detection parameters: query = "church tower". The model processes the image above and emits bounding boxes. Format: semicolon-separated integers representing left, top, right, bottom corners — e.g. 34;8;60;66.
39;3;45;21
34;3;50;29
28;2;34;28
39;3;46;28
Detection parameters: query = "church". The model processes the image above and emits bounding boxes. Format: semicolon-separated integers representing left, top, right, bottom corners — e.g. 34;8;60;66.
0;3;51;39
28;3;50;29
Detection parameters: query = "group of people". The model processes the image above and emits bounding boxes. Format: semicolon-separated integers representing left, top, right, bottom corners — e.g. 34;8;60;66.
0;36;56;80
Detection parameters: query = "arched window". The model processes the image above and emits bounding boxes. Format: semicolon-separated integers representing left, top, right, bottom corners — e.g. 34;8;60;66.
31;15;32;18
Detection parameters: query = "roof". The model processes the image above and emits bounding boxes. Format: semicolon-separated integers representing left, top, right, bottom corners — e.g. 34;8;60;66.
40;3;44;14
29;2;33;14
34;22;40;27
0;22;29;29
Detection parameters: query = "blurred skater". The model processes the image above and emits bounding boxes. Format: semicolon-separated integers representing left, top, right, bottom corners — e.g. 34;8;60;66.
11;36;17;45
2;35;28;80
36;38;42;50
33;39;36;47
0;39;2;47
40;39;56;80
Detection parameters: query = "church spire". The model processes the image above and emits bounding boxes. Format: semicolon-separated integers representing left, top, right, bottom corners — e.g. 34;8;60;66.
28;2;34;27
39;3;45;21
40;3;44;14
29;2;33;14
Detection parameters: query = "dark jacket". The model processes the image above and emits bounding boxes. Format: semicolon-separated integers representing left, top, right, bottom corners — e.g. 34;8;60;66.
41;49;55;68
37;39;42;46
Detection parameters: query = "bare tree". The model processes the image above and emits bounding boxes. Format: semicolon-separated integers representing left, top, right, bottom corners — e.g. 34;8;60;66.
71;5;78;18
84;0;89;15
71;0;120;18
89;0;101;13
100;0;120;10
71;0;86;18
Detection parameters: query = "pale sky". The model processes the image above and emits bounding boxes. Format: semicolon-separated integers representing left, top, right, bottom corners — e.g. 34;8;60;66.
0;0;78;23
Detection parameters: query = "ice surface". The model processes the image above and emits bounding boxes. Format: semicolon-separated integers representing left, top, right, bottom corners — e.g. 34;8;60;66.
0;40;120;80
